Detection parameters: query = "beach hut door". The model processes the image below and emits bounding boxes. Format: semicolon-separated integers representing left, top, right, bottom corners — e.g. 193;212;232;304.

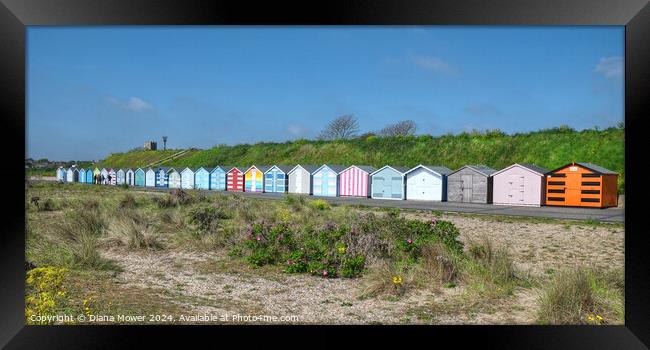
461;174;473;202
295;169;302;191
508;175;525;202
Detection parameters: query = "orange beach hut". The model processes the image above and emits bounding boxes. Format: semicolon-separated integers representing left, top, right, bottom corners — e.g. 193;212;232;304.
545;162;618;208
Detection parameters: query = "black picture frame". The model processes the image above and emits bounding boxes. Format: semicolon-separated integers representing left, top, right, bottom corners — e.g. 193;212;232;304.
2;0;648;347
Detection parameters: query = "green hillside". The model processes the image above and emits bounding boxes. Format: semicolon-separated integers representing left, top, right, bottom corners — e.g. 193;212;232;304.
99;126;625;192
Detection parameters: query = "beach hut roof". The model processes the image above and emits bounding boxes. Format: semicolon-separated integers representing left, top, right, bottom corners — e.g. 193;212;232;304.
573;162;617;175
449;165;495;177
407;164;453;176
492;163;548;177
246;165;271;173
370;165;410;176
267;165;294;174
289;164;320;174
228;167;248;173
315;164;347;173
340;165;377;174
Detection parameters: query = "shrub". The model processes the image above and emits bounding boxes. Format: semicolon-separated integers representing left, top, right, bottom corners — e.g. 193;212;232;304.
39;198;57;212
152;194;176;209
25;266;67;324
284;194;306;211
50;210;115;270
468;236;515;285
309;199;331;210
358;262;407;298
420;242;461;284
105;214;163;250
284;250;308;273
119;183;129;189
538;268;599;324
340;254;366;278
187;205;232;235
118;194;137;209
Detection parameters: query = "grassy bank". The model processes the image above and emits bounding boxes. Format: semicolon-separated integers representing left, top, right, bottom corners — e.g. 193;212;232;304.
99;127;625;192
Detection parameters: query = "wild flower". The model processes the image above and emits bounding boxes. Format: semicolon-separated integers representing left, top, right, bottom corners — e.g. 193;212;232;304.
392;275;403;285
430;218;438;226
406;238;413;245
322;270;329;277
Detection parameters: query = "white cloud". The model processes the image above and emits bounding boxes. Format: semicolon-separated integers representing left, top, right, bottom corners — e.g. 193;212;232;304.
106;96;153;112
411;54;456;76
594;56;623;79
287;124;309;137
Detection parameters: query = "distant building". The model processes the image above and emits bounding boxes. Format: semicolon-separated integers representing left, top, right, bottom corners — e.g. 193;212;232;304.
144;141;157;150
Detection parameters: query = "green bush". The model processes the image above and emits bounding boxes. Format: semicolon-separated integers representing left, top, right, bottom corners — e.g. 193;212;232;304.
309;199;331;210
340;254;366;278
187;205;231;234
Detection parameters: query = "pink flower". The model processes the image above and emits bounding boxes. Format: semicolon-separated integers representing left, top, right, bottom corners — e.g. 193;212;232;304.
407;239;413;245
322;270;328;277
287;259;294;265
430;218;438;225
256;236;262;241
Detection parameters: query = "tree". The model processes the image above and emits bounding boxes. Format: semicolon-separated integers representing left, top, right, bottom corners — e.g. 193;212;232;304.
378;120;417;137
318;114;360;140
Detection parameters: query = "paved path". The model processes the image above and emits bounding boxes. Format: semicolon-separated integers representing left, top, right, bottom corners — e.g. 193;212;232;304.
30;179;624;223
135;186;624;223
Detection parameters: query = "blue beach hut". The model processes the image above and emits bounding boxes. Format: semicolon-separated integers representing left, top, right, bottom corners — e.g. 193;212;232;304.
209;166;229;191
135;168;145;187
194;167;211;190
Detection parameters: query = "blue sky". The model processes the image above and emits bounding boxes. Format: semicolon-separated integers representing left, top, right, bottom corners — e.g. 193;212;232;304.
27;26;624;161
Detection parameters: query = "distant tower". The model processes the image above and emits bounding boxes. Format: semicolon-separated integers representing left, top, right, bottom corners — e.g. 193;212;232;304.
162;136;168;150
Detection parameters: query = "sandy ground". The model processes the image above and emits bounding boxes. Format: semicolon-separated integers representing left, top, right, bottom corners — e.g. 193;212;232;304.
99;212;623;324
416;213;624;278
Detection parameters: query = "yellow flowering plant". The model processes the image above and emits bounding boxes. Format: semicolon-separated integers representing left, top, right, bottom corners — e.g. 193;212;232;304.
25;267;67;325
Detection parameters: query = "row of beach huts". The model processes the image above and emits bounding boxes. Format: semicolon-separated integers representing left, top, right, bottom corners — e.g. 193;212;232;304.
56;162;619;208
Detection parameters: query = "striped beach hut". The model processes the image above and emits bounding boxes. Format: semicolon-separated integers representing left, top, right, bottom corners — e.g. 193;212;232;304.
226;167;246;192
180;168;196;189
78;168;86;183
245;166;270;192
93;168;101;184
264;165;293;193
116;169;126;185
339;165;376;198
312;165;345;197
194;167;211;190
145;168;156;187
134;168;145;187
56;167;66;182
155;167;170;187
287;165;318;195
210;166;229;191
125;169;135;186
168;168;181;189
370;166;409;200
100;168;109;185
544;162;618;208
405;165;453;201
108;168;117;185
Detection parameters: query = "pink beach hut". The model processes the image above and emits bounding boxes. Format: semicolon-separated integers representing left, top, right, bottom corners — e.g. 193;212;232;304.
490;163;548;207
338;165;376;198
